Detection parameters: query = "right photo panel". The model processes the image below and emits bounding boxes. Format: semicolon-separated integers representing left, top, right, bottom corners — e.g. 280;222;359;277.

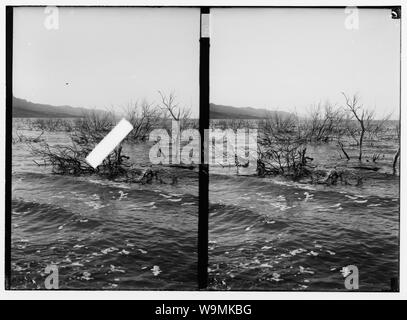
208;7;400;291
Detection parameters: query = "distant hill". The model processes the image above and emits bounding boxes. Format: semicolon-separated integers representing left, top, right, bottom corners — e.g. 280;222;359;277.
12;96;101;118
210;103;293;119
12;97;293;120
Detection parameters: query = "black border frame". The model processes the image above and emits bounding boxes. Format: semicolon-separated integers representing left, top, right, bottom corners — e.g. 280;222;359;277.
199;6;210;289
5;5;401;292
5;6;13;290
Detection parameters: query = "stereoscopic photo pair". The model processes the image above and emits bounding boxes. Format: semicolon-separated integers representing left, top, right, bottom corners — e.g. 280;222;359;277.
6;6;400;291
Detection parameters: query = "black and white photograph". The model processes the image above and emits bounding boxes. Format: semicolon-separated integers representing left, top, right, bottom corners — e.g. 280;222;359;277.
3;3;403;296
208;7;400;291
9;7;200;290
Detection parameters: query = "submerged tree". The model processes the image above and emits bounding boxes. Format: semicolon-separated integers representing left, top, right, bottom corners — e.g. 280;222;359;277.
123;100;161;142
157;91;193;164
305;101;345;142
341;93;374;161
257;113;312;179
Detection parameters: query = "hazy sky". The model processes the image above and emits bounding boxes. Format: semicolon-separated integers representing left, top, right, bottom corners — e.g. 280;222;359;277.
211;8;400;119
14;8;400;119
13;7;200;115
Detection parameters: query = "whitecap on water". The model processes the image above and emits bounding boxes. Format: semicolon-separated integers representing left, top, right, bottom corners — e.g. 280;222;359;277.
118;191;128;201
101;247;119;254
71;261;84;267
304;192;314;202
168;198;182;202
81;271;92;281
13;265;24;272
84;201;107;210
290;248;307;256
142;202;155;207
269;272;282;282
51;195;65;199
110;265;126;273
354;199;368;204
299;266;314;274
298;184;316;191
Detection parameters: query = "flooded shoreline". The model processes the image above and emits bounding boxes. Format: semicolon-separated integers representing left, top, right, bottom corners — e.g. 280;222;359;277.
11;123;400;291
11;129;199;290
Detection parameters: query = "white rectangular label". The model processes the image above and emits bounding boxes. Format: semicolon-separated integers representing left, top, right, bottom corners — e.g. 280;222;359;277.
85;118;133;169
201;13;210;38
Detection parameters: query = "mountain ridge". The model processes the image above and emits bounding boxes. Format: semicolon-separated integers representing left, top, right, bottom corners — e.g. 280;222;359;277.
210;103;293;119
12;96;292;120
12;96;103;118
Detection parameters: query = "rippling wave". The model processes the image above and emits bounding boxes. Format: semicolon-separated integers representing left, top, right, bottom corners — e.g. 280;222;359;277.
11;132;198;290
208;171;399;291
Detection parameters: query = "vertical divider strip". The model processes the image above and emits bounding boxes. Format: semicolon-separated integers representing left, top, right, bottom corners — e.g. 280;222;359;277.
198;7;210;289
5;6;13;290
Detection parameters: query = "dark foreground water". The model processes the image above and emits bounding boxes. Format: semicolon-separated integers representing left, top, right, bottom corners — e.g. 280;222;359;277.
209;143;399;291
11;130;198;290
11;127;399;291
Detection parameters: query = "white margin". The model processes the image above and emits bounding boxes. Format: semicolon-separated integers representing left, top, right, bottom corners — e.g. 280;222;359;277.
0;0;405;300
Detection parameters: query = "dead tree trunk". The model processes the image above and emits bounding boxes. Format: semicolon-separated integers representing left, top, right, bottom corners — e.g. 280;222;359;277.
393;147;400;175
341;93;373;162
359;124;365;161
338;141;350;161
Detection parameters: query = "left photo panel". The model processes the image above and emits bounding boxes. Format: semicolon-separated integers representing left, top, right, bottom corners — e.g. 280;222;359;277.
9;7;200;290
